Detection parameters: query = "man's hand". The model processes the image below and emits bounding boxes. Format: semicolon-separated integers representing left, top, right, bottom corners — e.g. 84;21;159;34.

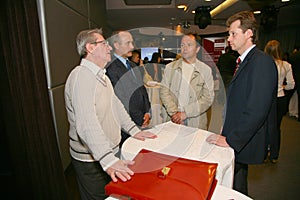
206;134;230;147
141;113;151;128
133;131;157;141
171;111;187;124
106;160;135;182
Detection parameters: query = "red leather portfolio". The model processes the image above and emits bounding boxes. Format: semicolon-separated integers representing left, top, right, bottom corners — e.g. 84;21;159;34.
105;149;218;200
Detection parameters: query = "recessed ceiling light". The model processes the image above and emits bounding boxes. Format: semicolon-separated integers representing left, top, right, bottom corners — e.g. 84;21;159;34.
282;0;290;2
177;4;187;11
253;10;261;14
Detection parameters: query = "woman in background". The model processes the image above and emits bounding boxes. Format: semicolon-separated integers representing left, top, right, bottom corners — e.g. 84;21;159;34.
264;40;295;163
144;52;164;82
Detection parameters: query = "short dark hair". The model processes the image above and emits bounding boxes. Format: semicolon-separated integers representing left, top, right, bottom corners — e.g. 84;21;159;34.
150;52;161;63
183;32;201;46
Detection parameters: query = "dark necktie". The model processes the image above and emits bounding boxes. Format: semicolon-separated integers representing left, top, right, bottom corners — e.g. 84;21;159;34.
126;60;136;79
233;57;241;76
126;60;132;70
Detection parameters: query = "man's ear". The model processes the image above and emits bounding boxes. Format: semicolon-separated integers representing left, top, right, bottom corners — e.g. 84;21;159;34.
246;29;253;39
113;41;119;50
85;43;94;54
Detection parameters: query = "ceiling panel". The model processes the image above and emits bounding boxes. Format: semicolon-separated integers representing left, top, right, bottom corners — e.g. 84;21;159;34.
106;0;300;34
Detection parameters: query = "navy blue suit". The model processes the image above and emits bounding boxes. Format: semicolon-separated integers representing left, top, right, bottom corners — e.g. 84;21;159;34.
223;46;277;163
222;47;277;194
106;57;151;145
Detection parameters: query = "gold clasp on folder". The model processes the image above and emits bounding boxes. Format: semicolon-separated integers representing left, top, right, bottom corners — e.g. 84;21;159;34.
158;167;171;179
162;167;171;176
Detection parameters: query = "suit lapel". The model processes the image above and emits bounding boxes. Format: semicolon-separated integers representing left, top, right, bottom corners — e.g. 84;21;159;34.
230;47;257;82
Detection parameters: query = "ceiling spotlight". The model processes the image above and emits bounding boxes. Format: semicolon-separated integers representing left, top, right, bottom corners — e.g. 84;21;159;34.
194;6;211;29
177;4;187;11
182;20;191;29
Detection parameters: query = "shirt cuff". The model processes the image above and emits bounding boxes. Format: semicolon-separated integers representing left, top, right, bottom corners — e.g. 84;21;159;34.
129;125;141;137
100;152;119;171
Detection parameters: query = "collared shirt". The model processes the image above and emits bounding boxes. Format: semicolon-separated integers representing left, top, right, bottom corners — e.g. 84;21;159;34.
239;44;256;62
114;53;128;68
178;61;195;110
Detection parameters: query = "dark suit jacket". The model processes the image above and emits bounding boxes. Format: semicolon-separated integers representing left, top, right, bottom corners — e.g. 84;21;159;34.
106;57;151;126
222;46;278;164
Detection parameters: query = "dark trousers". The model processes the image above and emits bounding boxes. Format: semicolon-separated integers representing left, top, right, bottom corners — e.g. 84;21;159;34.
72;158;111;200
119;130;130;148
265;96;286;159
233;162;248;196
296;85;300;120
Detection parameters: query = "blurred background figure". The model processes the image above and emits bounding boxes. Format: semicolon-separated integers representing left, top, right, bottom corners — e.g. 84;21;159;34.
289;45;300;121
129;49;142;66
143;56;149;64
216;45;238;91
283;52;290;62
144;52;164;82
264;39;295;163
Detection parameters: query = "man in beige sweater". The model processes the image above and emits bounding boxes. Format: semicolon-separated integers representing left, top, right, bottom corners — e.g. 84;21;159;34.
65;28;156;200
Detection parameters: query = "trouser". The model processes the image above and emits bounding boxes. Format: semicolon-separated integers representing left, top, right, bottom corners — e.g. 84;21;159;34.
233;162;248;196
296;85;300;119
72;158;111;200
269;96;287;159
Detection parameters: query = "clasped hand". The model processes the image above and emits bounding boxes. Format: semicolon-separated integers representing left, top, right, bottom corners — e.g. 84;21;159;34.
171;111;187;124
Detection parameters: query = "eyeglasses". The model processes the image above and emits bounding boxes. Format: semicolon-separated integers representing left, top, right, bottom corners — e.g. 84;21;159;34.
91;40;110;46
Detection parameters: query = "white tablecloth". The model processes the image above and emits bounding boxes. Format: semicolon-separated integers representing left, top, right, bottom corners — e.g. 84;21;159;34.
122;121;235;188
106;185;252;200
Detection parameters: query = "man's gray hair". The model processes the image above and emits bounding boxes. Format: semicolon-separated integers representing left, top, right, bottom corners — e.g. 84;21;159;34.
76;28;103;58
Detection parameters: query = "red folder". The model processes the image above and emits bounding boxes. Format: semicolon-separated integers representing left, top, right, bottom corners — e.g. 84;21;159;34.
105;149;218;200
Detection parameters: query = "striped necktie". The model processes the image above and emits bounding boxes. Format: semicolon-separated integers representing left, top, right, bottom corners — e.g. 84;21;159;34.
233;57;241;76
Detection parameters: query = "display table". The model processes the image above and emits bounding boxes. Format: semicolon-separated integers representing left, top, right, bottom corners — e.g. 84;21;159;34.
122;121;235;188
106;184;252;200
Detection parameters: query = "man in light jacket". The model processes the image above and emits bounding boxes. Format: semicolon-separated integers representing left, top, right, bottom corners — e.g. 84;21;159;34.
160;33;214;130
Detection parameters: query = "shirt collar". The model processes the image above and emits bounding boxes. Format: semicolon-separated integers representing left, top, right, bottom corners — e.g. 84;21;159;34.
114;53;127;66
80;58;106;75
239;44;256;62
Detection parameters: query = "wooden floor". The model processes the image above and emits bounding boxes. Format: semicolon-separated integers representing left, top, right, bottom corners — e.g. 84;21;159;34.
65;115;300;200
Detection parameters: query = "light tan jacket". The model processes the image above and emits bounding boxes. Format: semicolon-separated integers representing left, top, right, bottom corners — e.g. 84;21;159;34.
160;58;214;129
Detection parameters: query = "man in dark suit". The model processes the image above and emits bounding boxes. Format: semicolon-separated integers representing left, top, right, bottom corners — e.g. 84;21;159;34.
206;11;277;196
106;31;151;146
216;46;238;90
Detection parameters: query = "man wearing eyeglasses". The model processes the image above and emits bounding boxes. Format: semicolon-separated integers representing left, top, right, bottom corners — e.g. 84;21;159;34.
106;31;151;146
64;28;156;200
